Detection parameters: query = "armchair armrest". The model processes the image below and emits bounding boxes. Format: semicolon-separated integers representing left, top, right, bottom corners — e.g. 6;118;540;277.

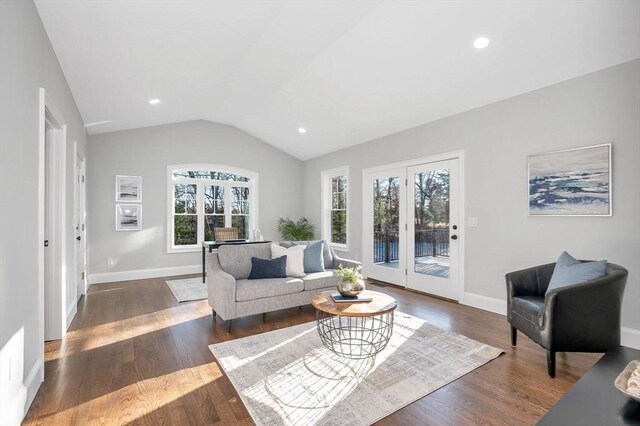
506;262;555;299
544;267;627;351
207;252;237;320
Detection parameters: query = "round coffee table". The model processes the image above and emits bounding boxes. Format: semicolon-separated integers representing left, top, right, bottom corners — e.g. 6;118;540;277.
311;290;397;359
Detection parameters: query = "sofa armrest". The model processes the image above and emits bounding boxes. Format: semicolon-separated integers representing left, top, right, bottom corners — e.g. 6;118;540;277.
207;252;237;320
330;247;361;270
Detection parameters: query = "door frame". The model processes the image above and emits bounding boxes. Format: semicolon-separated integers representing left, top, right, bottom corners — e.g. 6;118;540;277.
361;150;465;300
38;88;68;347
74;141;87;298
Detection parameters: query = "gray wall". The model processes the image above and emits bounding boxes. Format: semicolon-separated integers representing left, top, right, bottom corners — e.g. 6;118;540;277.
0;0;87;422
87;120;303;275
302;59;640;331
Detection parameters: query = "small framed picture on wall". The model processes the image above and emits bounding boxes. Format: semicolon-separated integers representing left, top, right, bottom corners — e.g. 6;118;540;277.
115;175;142;202
115;204;142;231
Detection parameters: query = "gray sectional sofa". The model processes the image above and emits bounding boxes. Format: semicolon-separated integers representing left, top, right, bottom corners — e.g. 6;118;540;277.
207;241;360;332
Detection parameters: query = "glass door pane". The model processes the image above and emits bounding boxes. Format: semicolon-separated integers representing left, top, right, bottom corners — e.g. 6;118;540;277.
413;169;450;278
373;177;401;269
363;167;406;286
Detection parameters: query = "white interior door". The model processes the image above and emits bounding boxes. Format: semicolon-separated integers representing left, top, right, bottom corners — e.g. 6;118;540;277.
44;126;54;340
74;155;86;298
363;167;407;286
407;159;461;300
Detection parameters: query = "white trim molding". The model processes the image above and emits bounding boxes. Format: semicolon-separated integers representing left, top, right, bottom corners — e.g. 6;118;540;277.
88;264;201;285
461;292;640;350
461;292;507;316
622;327;640;350
22;357;44;424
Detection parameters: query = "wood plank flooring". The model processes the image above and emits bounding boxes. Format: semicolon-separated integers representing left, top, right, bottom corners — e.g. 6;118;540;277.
23;276;600;425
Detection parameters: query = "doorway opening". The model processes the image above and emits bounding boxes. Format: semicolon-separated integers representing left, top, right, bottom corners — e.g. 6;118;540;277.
363;152;464;301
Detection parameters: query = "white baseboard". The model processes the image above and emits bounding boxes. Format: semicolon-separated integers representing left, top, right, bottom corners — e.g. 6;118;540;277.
66;302;76;329
24;357;44;422
88;264;200;285
622;327;640;350
461;292;507;316
462;292;640;350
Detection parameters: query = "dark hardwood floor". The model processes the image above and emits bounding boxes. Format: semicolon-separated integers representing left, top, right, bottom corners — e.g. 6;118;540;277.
23;276;600;425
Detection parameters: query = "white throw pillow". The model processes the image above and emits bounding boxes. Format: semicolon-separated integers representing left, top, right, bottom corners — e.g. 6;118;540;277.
271;243;306;277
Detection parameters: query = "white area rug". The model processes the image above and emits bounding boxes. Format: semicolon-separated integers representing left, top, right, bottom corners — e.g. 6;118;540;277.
209;311;503;426
165;277;207;302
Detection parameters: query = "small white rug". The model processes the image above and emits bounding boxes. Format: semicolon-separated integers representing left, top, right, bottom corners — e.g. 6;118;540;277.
165;277;207;302
209;311;503;426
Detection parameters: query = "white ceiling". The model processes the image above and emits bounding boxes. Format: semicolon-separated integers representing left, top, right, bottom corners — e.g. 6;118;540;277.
36;0;640;160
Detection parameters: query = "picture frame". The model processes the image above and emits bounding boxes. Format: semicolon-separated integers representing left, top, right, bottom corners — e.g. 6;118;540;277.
115;204;142;231
528;143;612;216
115;175;142;202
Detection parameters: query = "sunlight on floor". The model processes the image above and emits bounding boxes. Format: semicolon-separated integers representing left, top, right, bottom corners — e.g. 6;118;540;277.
220;314;421;425
47;303;209;360
36;365;220;424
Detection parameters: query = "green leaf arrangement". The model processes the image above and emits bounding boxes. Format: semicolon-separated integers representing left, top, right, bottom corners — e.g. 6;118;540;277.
335;265;363;283
277;217;315;241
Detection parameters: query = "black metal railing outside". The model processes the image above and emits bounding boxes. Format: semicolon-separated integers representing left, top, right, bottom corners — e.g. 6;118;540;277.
373;228;449;264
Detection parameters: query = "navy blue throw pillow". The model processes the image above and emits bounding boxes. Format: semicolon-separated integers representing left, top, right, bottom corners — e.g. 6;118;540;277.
248;255;287;279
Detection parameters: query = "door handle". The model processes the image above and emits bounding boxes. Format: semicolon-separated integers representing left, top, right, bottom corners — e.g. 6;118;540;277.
76;236;81;241
451;235;458;240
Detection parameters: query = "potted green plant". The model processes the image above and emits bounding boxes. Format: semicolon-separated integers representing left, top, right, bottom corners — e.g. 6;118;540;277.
335;265;365;297
277;217;315;241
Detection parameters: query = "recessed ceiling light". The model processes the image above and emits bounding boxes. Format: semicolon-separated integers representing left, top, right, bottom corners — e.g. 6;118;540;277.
473;37;490;49
149;99;160;104
298;127;307;134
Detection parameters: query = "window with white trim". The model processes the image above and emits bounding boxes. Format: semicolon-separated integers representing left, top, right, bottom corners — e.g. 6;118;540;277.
322;167;349;251
168;165;258;252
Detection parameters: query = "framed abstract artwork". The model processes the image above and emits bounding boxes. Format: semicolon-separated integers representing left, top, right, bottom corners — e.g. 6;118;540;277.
528;143;611;216
115;204;142;231
115;175;142;202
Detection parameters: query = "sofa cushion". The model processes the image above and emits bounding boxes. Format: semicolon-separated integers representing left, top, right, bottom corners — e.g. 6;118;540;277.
218;243;271;280
302;270;339;291
293;240;325;273
511;296;545;328
282;240;333;269
271;243;306;277
546;251;607;294
248;256;287;280
236;277;304;302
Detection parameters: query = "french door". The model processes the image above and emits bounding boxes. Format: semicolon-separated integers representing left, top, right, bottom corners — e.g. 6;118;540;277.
363;167;407;286
363;157;462;301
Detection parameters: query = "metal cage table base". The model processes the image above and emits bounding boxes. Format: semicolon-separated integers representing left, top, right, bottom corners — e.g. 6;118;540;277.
315;310;394;359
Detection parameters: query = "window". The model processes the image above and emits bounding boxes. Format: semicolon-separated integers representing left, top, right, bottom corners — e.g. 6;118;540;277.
167;165;258;252
321;167;349;251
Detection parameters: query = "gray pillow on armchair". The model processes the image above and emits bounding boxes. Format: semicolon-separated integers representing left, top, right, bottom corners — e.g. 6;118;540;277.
546;251;607;294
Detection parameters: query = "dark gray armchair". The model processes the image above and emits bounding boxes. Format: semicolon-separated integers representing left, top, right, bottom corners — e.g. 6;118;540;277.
506;261;628;377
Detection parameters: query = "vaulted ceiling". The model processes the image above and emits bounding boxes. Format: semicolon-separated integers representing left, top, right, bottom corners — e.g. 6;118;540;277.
35;1;639;160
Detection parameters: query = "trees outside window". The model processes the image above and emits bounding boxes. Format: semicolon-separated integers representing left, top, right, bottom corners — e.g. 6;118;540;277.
167;165;257;252
322;167;349;250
